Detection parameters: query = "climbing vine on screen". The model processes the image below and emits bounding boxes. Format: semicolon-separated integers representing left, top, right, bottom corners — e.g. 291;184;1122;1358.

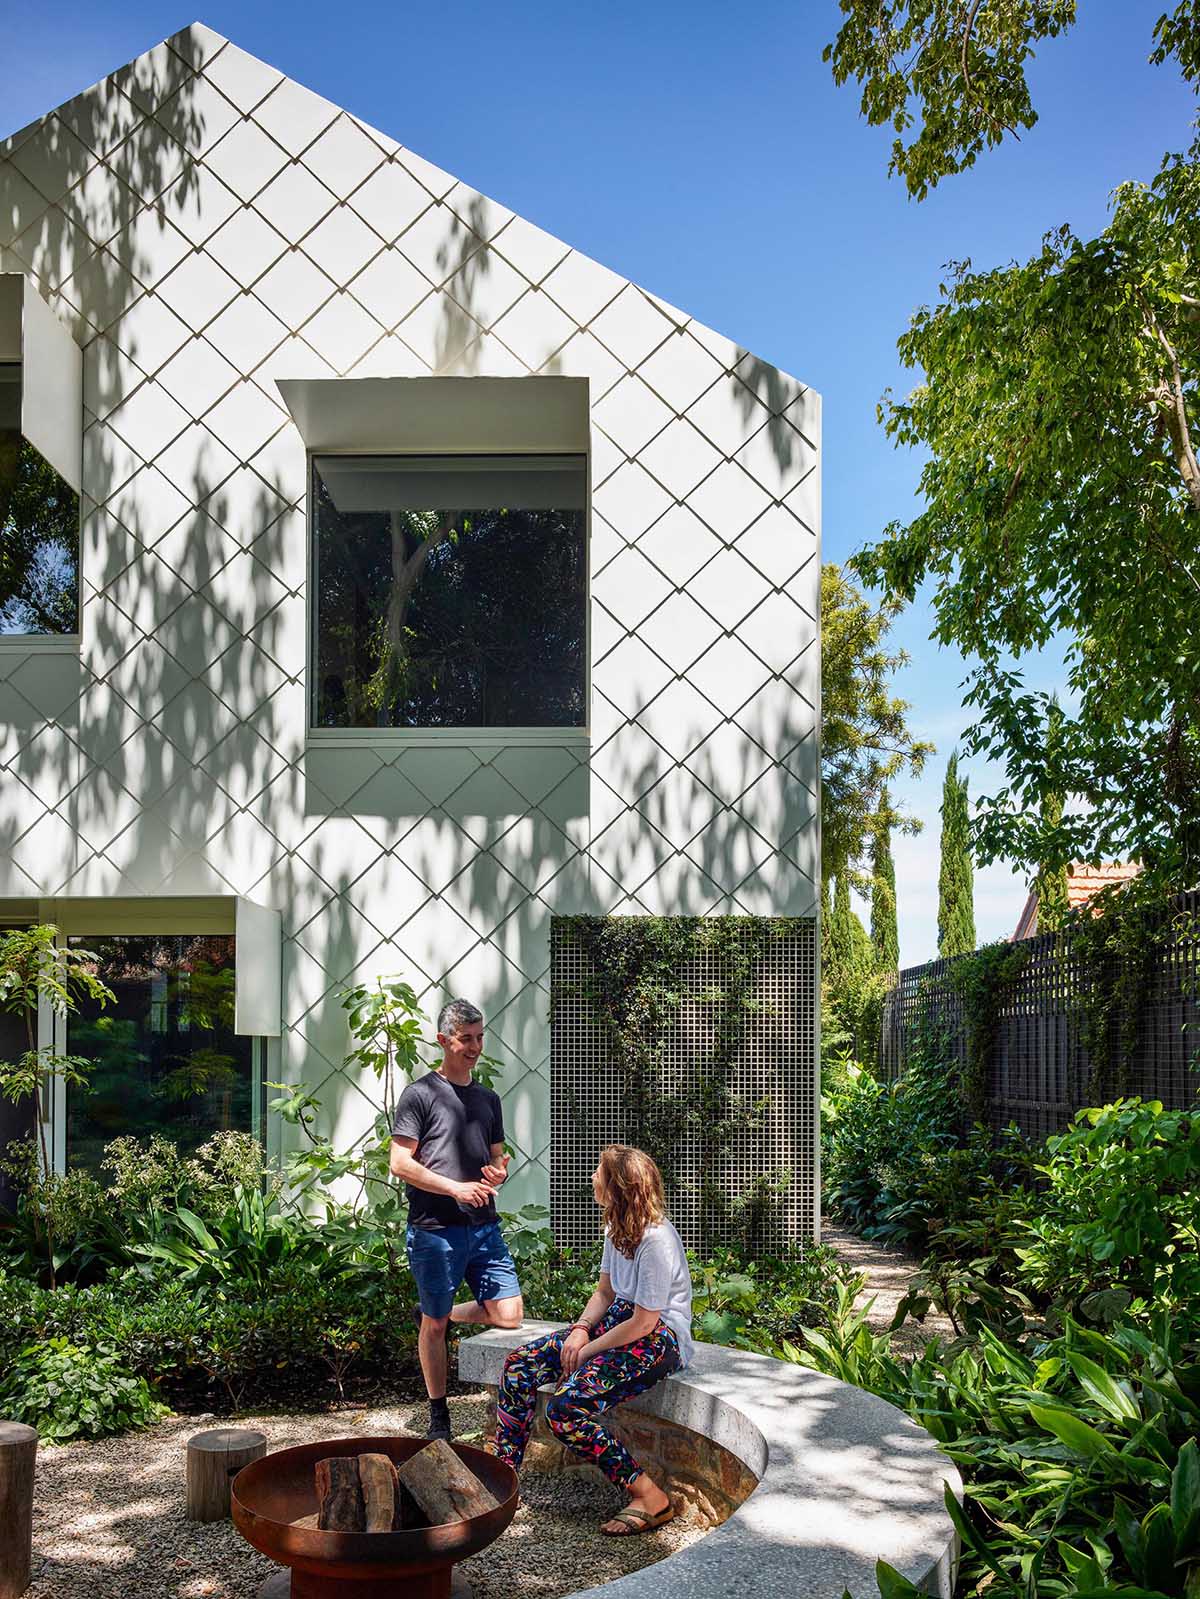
554;915;804;1239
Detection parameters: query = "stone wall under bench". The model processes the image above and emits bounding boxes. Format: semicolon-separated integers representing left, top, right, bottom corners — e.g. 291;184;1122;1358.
483;1392;759;1527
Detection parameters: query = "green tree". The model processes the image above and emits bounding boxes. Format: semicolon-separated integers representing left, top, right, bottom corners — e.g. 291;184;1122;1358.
828;874;870;988
824;1;1199;200
1032;699;1071;934
830;3;1200;892
852;159;1200;892
825;873;886;1059
938;754;975;958
821;563;932;888
870;790;900;971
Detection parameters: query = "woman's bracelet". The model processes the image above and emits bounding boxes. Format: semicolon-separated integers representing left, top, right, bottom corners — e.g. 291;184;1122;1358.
568;1321;593;1334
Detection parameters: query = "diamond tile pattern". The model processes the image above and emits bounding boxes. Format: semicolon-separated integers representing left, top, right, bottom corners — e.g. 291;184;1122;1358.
0;24;819;1223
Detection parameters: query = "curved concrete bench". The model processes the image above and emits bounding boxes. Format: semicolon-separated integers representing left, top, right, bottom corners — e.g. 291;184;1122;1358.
460;1322;961;1599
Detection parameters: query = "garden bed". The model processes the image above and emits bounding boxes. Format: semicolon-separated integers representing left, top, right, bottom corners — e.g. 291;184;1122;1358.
24;1395;703;1599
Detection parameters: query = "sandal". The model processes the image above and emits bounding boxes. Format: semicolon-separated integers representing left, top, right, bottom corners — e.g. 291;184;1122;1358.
600;1504;675;1536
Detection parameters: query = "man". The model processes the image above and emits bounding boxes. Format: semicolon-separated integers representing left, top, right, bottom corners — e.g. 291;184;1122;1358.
390;998;524;1440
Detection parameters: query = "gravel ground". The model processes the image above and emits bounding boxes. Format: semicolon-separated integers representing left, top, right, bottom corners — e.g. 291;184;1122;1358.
822;1217;956;1356
26;1394;704;1599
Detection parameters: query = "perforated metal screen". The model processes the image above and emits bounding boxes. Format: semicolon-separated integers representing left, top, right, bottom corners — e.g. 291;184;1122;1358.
550;916;818;1255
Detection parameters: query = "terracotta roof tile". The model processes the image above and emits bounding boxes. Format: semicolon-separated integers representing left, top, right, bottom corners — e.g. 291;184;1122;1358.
1011;862;1140;940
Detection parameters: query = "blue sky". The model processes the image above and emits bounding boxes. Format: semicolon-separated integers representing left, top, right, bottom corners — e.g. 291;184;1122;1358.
5;2;1193;964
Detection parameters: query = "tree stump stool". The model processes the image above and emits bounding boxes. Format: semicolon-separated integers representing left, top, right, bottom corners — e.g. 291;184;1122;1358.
186;1428;267;1522
0;1421;37;1599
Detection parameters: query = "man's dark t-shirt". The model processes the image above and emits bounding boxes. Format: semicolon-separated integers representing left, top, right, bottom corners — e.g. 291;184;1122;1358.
391;1072;504;1230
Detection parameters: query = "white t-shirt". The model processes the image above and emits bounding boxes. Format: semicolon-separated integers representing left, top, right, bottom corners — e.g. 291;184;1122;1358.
600;1220;694;1368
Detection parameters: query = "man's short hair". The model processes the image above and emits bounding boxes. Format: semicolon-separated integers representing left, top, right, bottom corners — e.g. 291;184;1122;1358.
438;998;483;1037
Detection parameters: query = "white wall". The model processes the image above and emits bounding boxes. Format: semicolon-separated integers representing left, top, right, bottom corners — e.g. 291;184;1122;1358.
0;24;820;1210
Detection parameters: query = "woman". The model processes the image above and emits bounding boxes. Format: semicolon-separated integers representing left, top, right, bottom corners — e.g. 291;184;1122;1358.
493;1145;692;1535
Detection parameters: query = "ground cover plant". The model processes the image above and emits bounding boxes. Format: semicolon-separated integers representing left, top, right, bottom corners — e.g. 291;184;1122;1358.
820;1023;1200;1598
807;1288;1200;1599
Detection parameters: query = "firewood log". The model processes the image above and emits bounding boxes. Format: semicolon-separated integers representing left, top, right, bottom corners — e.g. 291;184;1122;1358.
396;1438;499;1526
358;1452;398;1532
316;1455;365;1531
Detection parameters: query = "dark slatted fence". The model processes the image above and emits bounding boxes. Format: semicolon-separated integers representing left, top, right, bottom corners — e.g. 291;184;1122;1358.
879;891;1200;1141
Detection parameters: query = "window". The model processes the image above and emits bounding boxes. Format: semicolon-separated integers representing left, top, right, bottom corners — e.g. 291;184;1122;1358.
0;362;80;636
65;934;255;1173
312;453;587;730
0;924;32;1211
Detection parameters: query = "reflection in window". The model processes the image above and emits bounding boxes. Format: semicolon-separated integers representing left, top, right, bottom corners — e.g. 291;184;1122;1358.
0;926;33;1212
0;362;80;635
66;935;253;1173
313;454;587;729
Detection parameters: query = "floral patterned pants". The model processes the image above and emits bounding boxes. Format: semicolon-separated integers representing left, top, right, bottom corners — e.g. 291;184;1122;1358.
493;1298;681;1488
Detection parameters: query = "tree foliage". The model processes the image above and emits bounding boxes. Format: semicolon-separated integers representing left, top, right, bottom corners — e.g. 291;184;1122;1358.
824;871;889;1062
0;926;113;1288
853;152;1200;891
821;563;932;887
870;790;901;971
1032;699;1070;933
828;1;1200;891
938;753;975;957
827;873;874;991
825;1;1200;200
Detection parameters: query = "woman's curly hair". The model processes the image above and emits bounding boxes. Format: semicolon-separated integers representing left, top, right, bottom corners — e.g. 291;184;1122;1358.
598;1145;666;1258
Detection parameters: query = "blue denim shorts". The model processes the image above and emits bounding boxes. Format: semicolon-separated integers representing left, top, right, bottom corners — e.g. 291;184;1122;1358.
406;1220;521;1318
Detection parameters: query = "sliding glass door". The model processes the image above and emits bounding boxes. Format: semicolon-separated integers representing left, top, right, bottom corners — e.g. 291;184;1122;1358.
65;934;254;1173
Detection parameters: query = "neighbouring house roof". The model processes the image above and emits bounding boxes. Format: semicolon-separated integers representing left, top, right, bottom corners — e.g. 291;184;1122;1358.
1011;862;1141;941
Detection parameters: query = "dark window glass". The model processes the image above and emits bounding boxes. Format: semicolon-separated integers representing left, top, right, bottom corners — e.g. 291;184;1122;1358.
0;927;33;1213
66;935;253;1173
313;454;587;728
0;362;80;635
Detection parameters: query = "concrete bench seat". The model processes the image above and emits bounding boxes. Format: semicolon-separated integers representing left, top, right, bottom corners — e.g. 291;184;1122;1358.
459;1322;961;1599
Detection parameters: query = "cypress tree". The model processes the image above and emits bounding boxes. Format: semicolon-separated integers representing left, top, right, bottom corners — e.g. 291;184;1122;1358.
828;873;855;989
1033;700;1070;933
828;874;873;991
870;793;900;972
938;753;976;957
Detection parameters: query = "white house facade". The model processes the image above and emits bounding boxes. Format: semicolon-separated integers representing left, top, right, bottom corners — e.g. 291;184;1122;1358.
0;25;820;1231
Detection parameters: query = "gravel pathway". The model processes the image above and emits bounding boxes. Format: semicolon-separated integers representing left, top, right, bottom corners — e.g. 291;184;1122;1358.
821;1218;955;1355
26;1393;704;1599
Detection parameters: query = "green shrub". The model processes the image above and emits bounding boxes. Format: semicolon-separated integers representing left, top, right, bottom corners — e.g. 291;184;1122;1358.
692;1244;852;1350
133;1184;344;1289
0;1337;167;1442
1015;1098;1200;1315
0;1140;124;1282
821;1049;966;1246
0;1130;286;1285
520;1240;603;1321
0;1254;421;1417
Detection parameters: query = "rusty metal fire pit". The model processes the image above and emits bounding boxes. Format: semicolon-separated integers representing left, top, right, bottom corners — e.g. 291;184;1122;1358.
231;1436;518;1599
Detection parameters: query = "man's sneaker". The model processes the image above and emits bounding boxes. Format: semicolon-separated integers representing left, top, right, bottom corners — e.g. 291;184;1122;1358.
427;1401;452;1441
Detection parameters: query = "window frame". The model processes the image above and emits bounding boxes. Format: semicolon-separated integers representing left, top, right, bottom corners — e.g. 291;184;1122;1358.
305;448;592;747
16;904;275;1176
